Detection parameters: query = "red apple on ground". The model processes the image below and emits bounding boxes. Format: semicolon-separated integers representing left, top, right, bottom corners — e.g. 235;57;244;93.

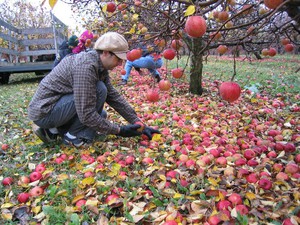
75;199;87;210
1;143;9;151
29;172;42;182
166;170;178;179
146;89;159;102
219;81;241;103
258;178;272;190
185;16;207;38
17;192;30;203
2;177;13;186
105;194;119;204
142;157;154;164
244;149;256;160
35;164;46;173
162;220;178;225
285;163;299;174
18;176;30;185
207;214;221;225
29;186;44;197
235;205;249;215
217;200;232;210
228;193;242;205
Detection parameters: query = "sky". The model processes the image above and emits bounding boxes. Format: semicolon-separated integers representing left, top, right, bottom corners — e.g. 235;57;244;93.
0;0;82;32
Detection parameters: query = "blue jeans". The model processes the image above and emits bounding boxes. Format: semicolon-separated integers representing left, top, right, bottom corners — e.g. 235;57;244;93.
34;81;107;141
122;55;163;81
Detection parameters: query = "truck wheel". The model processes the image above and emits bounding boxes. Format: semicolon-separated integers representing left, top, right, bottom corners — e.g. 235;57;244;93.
0;73;10;84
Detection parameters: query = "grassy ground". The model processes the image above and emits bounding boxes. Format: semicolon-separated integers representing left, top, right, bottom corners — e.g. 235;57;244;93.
0;55;299;224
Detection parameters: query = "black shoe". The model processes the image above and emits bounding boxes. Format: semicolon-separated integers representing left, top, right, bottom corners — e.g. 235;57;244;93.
155;75;161;83
63;134;91;148
119;79;127;85
34;128;58;143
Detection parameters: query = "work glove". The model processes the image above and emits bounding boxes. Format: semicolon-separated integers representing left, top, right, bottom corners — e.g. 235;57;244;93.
119;124;142;137
142;126;161;140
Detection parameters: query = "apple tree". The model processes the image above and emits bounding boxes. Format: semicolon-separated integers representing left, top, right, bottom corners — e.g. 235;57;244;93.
64;0;299;95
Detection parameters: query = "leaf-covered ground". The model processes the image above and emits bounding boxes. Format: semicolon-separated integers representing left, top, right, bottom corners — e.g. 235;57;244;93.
0;65;299;225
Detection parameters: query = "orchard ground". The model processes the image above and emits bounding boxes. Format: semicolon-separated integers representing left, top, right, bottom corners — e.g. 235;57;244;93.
0;55;299;224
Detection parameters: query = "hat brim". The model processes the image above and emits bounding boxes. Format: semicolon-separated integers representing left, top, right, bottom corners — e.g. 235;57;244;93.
114;52;127;60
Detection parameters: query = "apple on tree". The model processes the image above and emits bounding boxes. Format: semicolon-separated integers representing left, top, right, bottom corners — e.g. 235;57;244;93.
219;81;241;103
185;15;207;38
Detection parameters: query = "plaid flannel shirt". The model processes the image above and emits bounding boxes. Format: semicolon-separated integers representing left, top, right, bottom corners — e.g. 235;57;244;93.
28;50;140;135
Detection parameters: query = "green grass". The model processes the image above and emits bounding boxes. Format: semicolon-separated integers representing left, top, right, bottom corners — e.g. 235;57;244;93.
167;54;300;104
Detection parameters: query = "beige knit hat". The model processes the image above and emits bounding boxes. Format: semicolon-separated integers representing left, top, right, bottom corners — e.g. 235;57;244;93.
94;32;128;60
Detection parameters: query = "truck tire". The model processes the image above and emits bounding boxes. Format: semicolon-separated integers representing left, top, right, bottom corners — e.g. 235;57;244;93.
0;73;10;84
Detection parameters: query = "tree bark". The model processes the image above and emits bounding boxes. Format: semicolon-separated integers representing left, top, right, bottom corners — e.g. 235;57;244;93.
188;37;204;95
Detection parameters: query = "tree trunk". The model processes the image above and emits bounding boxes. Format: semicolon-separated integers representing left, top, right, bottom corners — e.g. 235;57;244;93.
188;37;204;95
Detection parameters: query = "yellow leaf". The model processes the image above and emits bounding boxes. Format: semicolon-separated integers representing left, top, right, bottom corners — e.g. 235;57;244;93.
107;163;121;177
158;174;166;181
152;134;161;141
245;192;256;200
208;177;220;186
86;199;98;206
173;193;183;199
1;203;14;209
56;189;68;197
49;0;57;9
185;5;196;17
32;205;42;214
57;173;69;181
82;177;95;185
102;4;107;12
72;195;85;204
1;211;12;220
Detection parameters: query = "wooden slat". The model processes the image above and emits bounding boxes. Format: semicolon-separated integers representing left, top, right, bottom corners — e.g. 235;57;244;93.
21;38;55;46
0;33;19;43
20;49;56;56
0;18;19;33
21;27;54;35
0;47;18;56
